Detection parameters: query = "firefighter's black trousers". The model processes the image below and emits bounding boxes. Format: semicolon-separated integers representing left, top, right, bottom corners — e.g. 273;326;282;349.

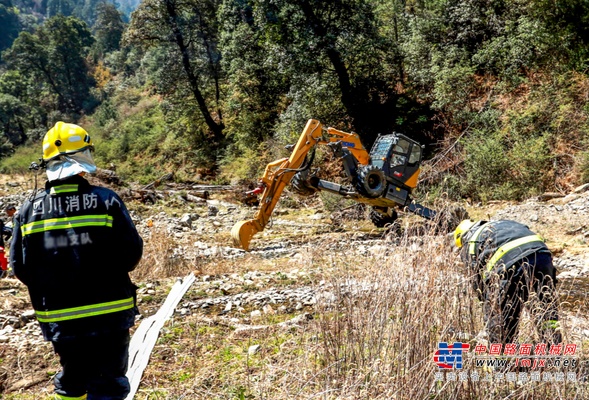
484;251;561;345
51;329;131;400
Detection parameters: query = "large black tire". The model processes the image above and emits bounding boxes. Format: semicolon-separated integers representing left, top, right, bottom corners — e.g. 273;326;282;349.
356;165;387;198
370;208;398;228
291;170;318;197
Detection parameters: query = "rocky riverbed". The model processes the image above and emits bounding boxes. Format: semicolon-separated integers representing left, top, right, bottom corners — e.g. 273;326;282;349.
1;175;588;396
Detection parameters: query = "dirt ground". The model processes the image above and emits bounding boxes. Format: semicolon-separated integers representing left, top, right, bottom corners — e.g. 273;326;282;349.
1;174;588;398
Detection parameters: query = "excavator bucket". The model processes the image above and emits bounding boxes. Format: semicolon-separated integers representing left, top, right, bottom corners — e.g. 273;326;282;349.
230;119;326;251
231;219;263;251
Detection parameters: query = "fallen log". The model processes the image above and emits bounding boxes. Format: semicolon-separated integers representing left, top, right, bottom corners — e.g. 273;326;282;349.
183;193;207;203
537;192;565;201
165;189;209;200
142;173;174;190
191;184;237;191
92;168;126;187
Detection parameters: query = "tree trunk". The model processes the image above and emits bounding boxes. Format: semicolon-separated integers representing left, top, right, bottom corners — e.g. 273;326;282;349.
164;0;224;142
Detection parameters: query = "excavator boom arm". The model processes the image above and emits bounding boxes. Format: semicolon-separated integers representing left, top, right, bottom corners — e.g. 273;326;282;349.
232;119;325;250
322;127;370;165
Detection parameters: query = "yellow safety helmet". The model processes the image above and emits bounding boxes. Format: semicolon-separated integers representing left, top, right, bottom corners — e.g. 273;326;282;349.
42;122;94;161
454;219;476;248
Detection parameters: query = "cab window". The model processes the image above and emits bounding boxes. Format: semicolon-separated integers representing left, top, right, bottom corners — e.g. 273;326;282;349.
408;144;421;165
390;139;409;167
393;139;410;155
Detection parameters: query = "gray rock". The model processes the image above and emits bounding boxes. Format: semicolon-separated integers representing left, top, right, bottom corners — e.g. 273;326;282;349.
262;304;275;315
179;214;192;228
248;344;261;355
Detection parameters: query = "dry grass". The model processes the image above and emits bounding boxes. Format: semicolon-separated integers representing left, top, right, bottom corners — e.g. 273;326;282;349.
131;226;196;281
3;228;586;399
130;221;587;400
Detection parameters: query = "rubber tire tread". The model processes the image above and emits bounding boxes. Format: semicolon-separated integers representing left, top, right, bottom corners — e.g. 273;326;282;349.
291;171;317;197
356;165;387;198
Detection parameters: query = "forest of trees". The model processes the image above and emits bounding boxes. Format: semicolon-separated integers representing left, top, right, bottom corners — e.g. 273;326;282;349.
1;0;589;201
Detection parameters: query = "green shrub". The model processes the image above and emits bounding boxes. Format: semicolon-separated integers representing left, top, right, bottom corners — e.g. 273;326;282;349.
219;144;269;183
430;52;477;124
0;143;39;173
472;17;555;82
508;133;551;197
218;126;322;184
462;130;511;201
90;94;211;184
424;174;464;202
460;128;552;201
580;150;589;184
94;99;118;126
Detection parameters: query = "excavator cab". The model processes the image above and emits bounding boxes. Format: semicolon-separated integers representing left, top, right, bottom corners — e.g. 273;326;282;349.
349;133;428;228
369;133;423;190
354;133;423;202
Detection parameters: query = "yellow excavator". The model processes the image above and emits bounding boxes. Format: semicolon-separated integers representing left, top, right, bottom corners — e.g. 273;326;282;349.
231;119;441;250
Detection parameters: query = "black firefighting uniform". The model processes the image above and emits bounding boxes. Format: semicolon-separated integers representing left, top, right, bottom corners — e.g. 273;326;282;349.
10;175;143;400
460;220;561;345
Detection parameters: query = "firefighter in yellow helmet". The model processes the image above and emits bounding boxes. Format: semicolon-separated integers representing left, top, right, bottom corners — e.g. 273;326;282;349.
42;121;97;180
454;219;561;346
10;122;143;400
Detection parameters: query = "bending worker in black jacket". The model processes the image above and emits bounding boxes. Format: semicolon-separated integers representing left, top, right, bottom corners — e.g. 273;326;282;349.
454;219;561;345
10;122;143;400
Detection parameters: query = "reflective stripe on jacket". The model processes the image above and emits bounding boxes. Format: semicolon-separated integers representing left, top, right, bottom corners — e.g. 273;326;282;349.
484;234;544;278
461;220;549;280
21;214;113;236
36;297;135;323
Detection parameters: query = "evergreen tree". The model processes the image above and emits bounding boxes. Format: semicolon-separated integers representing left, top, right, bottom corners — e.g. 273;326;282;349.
0;0;20;54
94;2;125;54
3;15;96;116
125;0;225;142
45;0;74;18
247;0;434;145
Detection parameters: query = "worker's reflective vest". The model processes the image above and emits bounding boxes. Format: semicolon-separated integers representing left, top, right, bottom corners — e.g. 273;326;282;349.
462;220;549;280
10;175;143;341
